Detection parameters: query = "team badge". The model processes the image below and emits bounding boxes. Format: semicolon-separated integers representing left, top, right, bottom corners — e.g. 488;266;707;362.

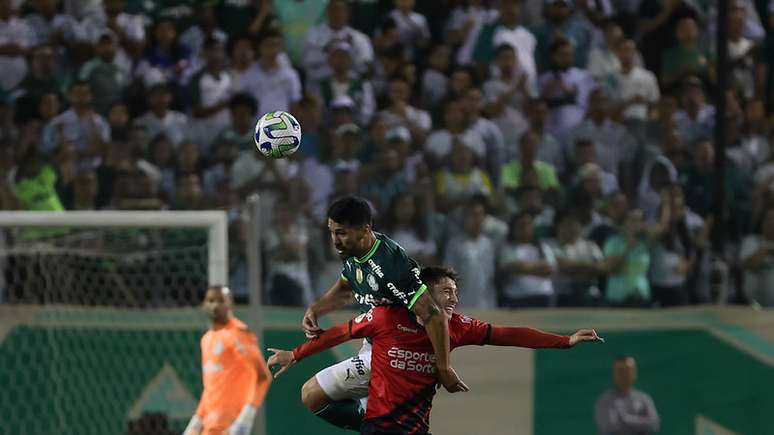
367;274;378;291
356;268;363;283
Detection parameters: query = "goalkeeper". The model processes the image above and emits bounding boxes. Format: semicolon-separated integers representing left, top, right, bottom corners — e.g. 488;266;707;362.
184;285;272;435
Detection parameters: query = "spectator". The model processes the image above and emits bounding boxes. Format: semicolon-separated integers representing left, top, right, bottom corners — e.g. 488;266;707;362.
25;0;86;46
134;84;189;146
89;0;146;58
483;44;532;150
381;191;438;265
425;98;485;167
0;0;34;91
727;4;756;100
302;0;374;84
189;37;233;150
387;0;431;60
42;80;110;166
650;185;708;306
478;0;537;93
589;191;630;255
498;212;556;308
434;140;493;213
420;43;451;110
740;206;774;307
567;88;637;180
173;173;206;210
611;39;660;123
595;356;660;435
309;41;376;126
661;17;714;89
378;75;431;142
538;37;596;136
637;0;699;78
179;3;228;71
586;21;624;83
443;198;497;308
14;44;64;123
107;102;130;141
603;209;660;307
136;18;192;87
464;87;506;184
228;37;257;95
638;155;678;222
548;209;605;306
445;0;498;66
71;169;98;210
78;31;127;115
264;198;314;306
533;0;593;70
272;0;328;65
240;31;302;117
500;130;560;193
359;147;410;213
213;93;258;153
13;150;64;211
383;125;427;184
673;77;715;146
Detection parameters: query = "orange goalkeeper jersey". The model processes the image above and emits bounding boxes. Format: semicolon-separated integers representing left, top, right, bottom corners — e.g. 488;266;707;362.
196;317;271;434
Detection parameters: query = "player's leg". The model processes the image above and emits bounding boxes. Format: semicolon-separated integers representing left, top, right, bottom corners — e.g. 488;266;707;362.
302;341;371;430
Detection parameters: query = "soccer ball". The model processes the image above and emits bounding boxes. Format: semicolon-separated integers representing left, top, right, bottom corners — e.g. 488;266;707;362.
254;111;302;158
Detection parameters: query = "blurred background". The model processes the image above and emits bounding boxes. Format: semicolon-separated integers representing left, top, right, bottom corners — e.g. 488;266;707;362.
0;0;773;434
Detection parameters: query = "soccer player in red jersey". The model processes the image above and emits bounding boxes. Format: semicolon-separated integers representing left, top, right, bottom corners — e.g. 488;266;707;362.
267;266;604;434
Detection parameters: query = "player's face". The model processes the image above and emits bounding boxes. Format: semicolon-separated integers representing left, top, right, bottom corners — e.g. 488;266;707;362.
430;277;458;317
328;219;367;259
203;289;231;323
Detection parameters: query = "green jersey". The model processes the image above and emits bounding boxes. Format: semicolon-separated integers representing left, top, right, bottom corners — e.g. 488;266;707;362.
340;232;427;312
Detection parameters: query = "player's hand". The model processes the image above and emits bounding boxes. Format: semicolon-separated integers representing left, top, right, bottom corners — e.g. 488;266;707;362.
267;348;297;378
568;329;605;347
302;307;323;338
437;366;470;393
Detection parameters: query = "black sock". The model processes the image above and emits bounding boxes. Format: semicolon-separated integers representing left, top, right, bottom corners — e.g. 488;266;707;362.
314;399;364;431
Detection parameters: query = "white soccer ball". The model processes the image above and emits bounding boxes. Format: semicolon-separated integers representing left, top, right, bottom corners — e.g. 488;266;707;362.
254;111;302;158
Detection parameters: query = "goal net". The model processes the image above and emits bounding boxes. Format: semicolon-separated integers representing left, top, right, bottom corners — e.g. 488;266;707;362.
0;211;229;435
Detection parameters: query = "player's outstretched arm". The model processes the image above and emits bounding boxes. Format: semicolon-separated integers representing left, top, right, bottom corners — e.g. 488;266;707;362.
302;278;354;338
267;322;353;378
488;326;604;348
411;290;469;393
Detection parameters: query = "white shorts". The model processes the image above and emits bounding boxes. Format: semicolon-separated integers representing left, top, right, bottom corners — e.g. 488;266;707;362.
315;339;372;406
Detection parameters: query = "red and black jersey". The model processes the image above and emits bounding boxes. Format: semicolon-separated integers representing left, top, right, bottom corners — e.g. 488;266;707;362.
293;306;570;434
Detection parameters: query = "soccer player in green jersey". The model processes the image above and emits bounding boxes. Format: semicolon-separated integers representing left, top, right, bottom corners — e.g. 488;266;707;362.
298;196;466;430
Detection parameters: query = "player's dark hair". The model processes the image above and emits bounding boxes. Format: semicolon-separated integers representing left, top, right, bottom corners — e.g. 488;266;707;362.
419;266;458;288
327;196;373;227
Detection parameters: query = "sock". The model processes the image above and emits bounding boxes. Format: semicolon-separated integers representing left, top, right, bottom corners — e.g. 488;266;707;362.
314;399;364;431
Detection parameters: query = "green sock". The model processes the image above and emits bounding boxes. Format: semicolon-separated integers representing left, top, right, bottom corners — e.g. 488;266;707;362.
314;399;364;431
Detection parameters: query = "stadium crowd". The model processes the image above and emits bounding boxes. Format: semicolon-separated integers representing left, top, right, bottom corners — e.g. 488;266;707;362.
2;0;774;309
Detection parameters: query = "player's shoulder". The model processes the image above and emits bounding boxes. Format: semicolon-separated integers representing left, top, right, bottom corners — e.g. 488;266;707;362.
355;305;405;323
226;317;252;334
450;312;485;329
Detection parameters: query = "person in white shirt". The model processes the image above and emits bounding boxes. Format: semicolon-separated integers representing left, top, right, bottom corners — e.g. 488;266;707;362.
740;206;774;307
189;37;233;151
388;0;430;59
302;0;374;85
464;87;506;185
443;199;497;308
483;44;531;156
445;0;498;66
424;98;486;166
240;31;302;117
0;0;33;91
611;39;659;122
538;37;597;136
586;20;623;83
25;0;88;46
42;80;110;167
134;84;189;146
492;0;538;90
378;75;432;143
84;0;146;57
179;4;228;73
498;211;556;308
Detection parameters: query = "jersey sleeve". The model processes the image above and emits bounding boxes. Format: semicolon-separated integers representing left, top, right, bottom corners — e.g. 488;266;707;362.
348;307;383;339
232;328;272;407
451;314;492;348
388;250;427;309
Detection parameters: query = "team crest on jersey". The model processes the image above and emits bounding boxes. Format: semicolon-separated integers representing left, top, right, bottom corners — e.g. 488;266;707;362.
367;274;378;291
460;316;473;324
355;310;374;323
356;268;364;283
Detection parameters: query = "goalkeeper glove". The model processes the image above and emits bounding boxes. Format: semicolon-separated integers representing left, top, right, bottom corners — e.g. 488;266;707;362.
228;405;257;435
182;415;203;435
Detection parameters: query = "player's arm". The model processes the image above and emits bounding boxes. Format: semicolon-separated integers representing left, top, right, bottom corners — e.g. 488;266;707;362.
302;277;354;337
410;290;469;393
227;329;273;435
269;311;378;377
183;343;207;435
456;316;604;348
